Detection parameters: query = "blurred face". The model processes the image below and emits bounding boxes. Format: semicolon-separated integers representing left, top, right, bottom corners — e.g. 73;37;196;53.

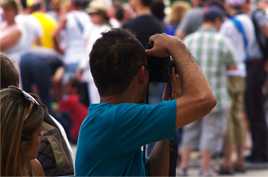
28;127;42;160
214;17;223;31
51;0;61;11
2;7;16;23
259;0;268;9
90;13;104;25
191;0;202;7
107;6;115;18
129;0;139;11
243;1;251;13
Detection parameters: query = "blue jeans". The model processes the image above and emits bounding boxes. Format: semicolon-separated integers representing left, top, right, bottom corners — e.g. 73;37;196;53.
20;50;61;110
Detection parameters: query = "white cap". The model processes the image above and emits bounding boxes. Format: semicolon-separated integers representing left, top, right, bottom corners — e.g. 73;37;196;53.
226;0;246;6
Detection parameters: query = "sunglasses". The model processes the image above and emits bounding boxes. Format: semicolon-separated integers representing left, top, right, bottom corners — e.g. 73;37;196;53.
8;86;40;121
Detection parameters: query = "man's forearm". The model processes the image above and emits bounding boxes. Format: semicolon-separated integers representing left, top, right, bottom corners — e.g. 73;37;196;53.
169;43;211;98
146;34;216;127
169;42;216;127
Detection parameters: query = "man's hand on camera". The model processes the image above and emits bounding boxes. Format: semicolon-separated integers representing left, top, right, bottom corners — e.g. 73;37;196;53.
145;33;186;58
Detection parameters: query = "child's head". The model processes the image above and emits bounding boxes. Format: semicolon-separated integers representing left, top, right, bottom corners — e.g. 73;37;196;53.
65;78;80;95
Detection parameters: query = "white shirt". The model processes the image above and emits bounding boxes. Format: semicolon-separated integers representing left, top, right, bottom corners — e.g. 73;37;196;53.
0;8;3;23
220;14;262;77
16;14;43;43
63;10;92;65
2;14;42;63
79;24;111;104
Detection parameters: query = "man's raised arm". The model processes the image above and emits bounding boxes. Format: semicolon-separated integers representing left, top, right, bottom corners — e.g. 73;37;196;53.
146;34;216;128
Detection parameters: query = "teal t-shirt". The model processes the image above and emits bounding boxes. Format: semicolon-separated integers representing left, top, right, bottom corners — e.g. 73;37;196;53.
75;100;176;176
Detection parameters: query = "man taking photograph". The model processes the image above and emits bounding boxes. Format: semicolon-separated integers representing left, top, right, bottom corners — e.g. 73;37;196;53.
75;29;216;176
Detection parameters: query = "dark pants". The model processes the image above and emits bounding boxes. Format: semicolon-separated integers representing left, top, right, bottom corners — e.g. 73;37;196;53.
20;52;53;109
245;59;268;161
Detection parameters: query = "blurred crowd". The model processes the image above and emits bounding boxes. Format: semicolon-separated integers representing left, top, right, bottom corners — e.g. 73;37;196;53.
0;0;268;176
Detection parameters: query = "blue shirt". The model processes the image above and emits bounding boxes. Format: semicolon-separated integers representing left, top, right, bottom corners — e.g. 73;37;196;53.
75;100;176;176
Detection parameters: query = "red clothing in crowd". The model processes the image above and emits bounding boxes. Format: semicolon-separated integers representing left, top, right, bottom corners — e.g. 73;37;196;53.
59;94;88;142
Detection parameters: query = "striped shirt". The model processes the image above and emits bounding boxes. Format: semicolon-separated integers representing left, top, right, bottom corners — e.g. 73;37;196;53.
184;27;236;111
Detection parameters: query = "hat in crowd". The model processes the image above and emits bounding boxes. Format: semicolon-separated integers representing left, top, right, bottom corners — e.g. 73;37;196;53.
203;6;225;21
87;0;107;14
225;0;246;6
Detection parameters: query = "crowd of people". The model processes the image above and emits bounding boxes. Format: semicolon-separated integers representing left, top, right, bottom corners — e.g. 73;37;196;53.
0;0;268;176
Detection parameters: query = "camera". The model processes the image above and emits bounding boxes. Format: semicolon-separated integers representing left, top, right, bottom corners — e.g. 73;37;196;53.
146;42;173;82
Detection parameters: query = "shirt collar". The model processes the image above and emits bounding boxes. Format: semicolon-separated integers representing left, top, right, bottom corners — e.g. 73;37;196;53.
199;26;217;33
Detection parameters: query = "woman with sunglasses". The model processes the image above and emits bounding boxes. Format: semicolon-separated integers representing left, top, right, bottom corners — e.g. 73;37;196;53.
0;86;46;176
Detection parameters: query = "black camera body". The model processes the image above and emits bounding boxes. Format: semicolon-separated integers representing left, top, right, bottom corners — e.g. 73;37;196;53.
147;56;172;82
146;42;173;82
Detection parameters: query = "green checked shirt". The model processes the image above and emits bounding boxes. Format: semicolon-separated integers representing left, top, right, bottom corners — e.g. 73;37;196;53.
184;27;236;111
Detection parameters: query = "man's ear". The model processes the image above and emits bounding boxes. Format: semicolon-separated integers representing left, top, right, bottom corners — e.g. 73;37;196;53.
137;66;148;84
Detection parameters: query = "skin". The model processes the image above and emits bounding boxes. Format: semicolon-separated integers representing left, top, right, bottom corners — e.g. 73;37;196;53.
30;159;45;176
28;127;42;160
2;7;16;25
90;13;105;25
129;0;151;15
28;127;44;176
0;7;22;51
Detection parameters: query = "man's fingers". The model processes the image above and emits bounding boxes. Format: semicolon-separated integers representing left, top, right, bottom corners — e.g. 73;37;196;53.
148;34;158;43
145;48;154;56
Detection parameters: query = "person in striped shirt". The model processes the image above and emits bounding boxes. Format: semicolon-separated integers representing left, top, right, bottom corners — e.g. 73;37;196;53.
178;7;236;176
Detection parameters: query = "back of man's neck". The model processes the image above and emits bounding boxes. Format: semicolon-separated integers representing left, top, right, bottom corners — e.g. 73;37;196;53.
135;7;151;16
100;90;144;104
202;23;216;30
101;96;137;104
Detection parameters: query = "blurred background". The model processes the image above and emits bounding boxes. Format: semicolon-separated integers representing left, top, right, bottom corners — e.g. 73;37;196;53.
0;0;268;176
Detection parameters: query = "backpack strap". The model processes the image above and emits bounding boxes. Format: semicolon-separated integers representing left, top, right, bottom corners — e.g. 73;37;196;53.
73;14;84;34
230;16;250;60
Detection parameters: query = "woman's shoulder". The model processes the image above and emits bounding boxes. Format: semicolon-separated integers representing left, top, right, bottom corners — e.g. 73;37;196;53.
31;159;45;176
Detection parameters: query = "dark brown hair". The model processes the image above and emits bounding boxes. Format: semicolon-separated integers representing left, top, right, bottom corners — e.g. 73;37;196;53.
0;87;47;176
0;53;19;89
90;29;147;96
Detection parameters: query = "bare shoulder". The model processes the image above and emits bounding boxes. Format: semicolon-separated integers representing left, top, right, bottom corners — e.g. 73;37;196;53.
31;159;45;176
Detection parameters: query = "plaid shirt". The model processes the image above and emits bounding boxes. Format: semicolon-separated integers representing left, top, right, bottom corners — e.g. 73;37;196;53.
184;27;236;111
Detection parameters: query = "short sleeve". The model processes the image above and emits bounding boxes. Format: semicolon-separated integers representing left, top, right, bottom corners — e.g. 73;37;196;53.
114;100;176;153
222;37;236;67
220;21;234;40
31;17;43;38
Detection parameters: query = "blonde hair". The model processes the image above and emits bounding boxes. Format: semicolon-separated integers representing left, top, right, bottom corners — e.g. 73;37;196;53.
167;1;191;26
